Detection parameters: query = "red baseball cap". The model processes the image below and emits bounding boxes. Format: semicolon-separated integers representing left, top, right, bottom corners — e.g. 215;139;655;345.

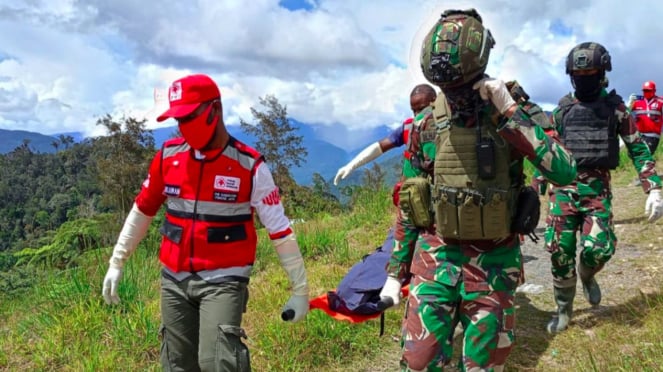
156;74;221;122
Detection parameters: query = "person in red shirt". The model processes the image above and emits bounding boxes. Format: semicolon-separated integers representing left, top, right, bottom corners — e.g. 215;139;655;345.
101;74;309;371
629;81;663;155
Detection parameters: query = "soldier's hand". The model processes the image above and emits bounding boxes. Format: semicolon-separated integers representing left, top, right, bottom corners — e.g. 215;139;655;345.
473;77;517;115
645;189;663;223
379;276;402;307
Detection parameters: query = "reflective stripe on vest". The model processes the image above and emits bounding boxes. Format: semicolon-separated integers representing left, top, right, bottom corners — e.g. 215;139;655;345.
166;198;252;222
158;137;259;275
163;265;253;283
632;97;663;134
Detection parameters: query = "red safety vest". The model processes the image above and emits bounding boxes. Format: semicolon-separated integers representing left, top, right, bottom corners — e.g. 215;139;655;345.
632;96;663;135
402;117;414;159
146;137;261;273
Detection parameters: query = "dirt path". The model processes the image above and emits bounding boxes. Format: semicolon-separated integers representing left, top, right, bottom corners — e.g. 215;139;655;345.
338;185;663;372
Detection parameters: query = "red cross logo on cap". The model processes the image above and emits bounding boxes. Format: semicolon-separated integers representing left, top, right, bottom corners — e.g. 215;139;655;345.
169;81;183;102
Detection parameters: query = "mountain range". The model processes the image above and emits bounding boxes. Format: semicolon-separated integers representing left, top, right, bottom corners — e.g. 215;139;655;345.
0;120;403;186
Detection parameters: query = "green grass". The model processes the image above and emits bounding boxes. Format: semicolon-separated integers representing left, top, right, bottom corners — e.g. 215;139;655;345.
0;187;397;371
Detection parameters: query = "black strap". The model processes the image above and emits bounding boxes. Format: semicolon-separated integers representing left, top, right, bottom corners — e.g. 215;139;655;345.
379;312;385;337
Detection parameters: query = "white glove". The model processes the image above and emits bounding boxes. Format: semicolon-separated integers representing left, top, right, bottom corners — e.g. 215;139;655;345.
274;233;309;322
626;94;637;109
645;189;663;223
102;267;123;305
334;165;353;186
102;203;153;305
282;294;309;322
379;276;402;307
473;77;517;115
333;142;383;185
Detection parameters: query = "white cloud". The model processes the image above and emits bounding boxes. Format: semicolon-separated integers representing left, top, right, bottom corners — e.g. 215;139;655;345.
1;0;662;143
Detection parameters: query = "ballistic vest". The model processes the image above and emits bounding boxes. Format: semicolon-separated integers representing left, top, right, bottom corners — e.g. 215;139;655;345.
559;92;620;170
157;137;260;274
431;103;516;240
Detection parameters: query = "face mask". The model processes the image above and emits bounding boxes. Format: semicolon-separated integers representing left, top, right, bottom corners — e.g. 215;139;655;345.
644;90;655;100
178;104;218;150
443;82;482;117
572;74;602;102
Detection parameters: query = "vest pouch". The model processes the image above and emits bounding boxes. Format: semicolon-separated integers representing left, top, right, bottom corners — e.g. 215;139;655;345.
398;177;432;228
457;190;484;239
511;186;541;235
482;188;511;238
435;186;460;238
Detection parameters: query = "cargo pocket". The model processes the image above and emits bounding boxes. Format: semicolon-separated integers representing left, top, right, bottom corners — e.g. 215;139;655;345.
208;225;247;243
398;177;432;228
160;219;184;243
217;324;251;372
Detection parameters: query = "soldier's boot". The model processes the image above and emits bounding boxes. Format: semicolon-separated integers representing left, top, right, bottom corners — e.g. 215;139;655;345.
578;262;602;306
546;286;576;334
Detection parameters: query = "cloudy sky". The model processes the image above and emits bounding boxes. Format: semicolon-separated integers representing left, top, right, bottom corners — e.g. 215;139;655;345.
0;0;660;149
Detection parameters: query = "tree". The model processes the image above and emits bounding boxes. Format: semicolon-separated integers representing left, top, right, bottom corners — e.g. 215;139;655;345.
93;115;156;217
239;95;307;192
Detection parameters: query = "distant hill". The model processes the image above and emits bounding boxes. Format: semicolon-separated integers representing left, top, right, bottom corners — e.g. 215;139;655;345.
0;121;392;187
0;129;58;153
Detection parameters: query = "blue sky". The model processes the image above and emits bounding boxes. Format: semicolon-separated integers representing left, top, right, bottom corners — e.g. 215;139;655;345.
0;0;661;149
279;0;315;12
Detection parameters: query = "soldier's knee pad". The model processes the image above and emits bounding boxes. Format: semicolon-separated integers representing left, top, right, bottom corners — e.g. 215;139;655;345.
216;324;251;372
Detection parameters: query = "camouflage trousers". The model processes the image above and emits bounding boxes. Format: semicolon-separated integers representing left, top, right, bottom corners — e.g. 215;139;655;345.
544;189;616;287
399;232;521;372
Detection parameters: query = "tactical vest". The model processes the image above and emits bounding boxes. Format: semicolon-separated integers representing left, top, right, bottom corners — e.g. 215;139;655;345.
432;108;516;240
559;91;620;170
400;94;519;240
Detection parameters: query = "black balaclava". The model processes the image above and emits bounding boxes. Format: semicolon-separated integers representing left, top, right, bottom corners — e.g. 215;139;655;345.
572;72;603;102
443;75;485;118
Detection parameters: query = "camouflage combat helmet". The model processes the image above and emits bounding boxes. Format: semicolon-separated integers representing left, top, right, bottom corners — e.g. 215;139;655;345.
565;42;612;75
420;8;495;88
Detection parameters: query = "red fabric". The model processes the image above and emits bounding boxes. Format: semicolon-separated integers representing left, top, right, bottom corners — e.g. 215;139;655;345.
136;137;260;273
157;74;221;122
632;96;663;134
309;286;410;323
392;181;403;207
402;117;414;159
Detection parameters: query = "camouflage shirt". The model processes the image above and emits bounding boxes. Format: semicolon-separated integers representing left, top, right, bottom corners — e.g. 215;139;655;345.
388;100;577;279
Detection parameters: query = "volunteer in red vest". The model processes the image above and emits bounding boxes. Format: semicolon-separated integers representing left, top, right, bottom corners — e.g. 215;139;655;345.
630;81;663;155
333;84;437;185
101;74;309;371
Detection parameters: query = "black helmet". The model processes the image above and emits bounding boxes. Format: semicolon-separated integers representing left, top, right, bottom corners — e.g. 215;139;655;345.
420;8;495;88
565;42;612;75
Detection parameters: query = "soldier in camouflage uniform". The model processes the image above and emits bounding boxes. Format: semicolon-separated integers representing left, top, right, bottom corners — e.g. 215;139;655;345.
378;9;577;371
532;42;663;334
